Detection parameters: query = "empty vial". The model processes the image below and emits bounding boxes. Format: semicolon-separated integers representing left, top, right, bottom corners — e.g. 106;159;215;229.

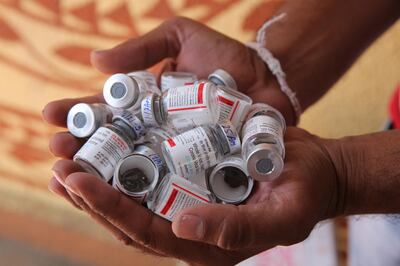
216;86;253;131
113;152;159;202
67;103;116;138
241;103;286;182
148;173;214;221
73;113;145;182
134;144;167;177
161;71;197;92
141;82;220;131
143;127;179;156
206;155;254;204
103;71;160;110
161;121;241;178
208;69;238;91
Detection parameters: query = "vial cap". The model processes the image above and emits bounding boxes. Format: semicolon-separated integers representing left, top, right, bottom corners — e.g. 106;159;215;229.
218;121;241;154
67;103;97;138
114;154;159;197
112;110;146;139
207;156;253;204
103;73;139;108
208;69;238;91
246;103;286;133
141;94;160;127
247;143;284;182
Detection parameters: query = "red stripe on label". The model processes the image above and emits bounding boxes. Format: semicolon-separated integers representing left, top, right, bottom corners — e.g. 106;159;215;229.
167;138;176;147
167;106;207;112
218;96;234;106
160;189;178;215
184;82;194;85
197;83;205;104
229;101;240;120
172;183;210;203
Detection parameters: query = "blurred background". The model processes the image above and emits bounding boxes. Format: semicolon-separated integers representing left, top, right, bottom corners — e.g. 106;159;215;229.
0;0;398;265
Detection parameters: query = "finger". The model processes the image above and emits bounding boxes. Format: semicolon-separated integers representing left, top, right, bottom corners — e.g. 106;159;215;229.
43;93;104;127
64;172;245;265
90;17;192;74
172;194;314;251
51;160;162;255
48;177;82;210
49;132;85;158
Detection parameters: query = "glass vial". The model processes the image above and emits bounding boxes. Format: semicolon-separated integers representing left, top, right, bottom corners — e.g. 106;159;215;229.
149;173;214;221
160;71;197;92
143;127;179;156
161;121;241;178
103;71;160;110
208;69;238;91
113;152;159;203
216;86;253;131
73;114;145;182
141;82;220;130
67;103;116;138
241;103;286;182
206;155;254;204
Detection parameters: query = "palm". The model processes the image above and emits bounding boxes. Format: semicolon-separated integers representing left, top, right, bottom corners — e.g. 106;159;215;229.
44;18;329;265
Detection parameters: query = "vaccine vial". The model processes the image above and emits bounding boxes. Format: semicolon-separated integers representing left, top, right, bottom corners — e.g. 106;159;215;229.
216;86;253;131
161;121;241;178
141;82;220;130
142;127;179;160
67;103;115;138
206;155;254;204
208;69;238;91
113;152;159;202
241;103;286;182
160;71;197;92
103;71;160;110
73;113;145;182
149;173;214;221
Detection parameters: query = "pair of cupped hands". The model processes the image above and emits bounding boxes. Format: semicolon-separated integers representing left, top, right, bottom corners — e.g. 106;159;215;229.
43;18;341;265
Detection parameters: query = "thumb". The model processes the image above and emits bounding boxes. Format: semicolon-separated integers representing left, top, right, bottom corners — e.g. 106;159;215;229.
90;17;193;74
172;200;312;251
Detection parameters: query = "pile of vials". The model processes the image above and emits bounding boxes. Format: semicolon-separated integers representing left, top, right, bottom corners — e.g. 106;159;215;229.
67;69;286;221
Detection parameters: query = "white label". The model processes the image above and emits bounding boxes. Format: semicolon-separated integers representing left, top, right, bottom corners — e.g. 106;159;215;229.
217;90;251;129
242;116;283;145
161;73;196;92
155;181;210;221
74;127;132;181
163;127;218;177
166;83;214;129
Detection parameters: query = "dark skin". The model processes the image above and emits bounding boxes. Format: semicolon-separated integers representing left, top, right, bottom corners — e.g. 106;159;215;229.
43;0;400;264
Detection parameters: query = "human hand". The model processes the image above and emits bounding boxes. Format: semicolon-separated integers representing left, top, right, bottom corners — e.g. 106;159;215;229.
43;91;342;265
91;17;296;125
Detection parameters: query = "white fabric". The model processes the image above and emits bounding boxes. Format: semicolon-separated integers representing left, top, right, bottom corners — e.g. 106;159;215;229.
247;13;302;124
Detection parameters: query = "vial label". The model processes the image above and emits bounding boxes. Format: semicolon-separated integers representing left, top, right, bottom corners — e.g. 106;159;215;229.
217;91;251;129
74;127;132;181
164;127;218;177
242;115;283;145
154;181;210;221
166;83;214;129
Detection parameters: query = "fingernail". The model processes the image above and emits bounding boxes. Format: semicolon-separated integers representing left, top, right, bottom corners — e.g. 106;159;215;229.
175;215;205;240
65;177;79;196
52;170;65;186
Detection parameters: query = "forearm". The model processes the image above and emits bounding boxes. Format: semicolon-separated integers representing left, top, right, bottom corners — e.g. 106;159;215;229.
328;130;400;216
264;0;400;111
